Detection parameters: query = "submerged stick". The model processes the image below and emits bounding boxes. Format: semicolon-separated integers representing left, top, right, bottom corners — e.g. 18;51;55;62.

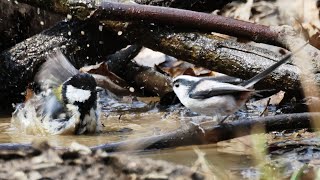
92;112;314;152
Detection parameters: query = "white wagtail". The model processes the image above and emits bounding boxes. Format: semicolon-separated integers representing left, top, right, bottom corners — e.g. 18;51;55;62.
173;44;307;123
11;50;102;135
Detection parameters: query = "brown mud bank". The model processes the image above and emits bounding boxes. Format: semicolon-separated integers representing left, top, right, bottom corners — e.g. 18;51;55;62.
0;142;204;180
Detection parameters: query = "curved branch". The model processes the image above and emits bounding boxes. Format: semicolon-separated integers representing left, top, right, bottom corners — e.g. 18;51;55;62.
98;2;279;46
91;113;314;152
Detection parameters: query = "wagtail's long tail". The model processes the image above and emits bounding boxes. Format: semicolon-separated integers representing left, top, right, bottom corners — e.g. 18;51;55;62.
241;43;308;88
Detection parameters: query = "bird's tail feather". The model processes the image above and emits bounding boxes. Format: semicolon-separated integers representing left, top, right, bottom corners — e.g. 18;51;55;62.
242;43;308;88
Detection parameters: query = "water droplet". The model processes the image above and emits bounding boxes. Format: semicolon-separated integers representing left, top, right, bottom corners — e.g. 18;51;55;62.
98;25;103;31
67;14;72;20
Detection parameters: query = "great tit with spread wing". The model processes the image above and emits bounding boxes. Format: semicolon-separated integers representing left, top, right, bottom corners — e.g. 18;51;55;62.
12;50;102;135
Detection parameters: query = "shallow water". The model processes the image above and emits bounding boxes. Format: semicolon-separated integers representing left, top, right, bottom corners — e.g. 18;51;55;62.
1;112;180;147
0;105;254;179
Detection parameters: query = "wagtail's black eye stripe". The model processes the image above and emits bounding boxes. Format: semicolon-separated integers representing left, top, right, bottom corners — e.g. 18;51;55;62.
173;79;194;87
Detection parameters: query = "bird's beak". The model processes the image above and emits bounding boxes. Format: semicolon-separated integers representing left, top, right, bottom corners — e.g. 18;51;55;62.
170;78;174;87
95;86;104;93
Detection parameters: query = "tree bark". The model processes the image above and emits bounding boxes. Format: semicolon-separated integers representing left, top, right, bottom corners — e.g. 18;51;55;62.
135;0;233;12
0;0;63;52
106;45;173;97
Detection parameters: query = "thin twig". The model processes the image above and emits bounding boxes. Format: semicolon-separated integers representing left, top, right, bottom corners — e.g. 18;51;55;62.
97;2;280;46
16;0;282;46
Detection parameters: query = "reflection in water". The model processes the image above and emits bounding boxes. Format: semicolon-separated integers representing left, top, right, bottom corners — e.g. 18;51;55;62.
141;145;252;171
0;112;253;178
1;111;180;147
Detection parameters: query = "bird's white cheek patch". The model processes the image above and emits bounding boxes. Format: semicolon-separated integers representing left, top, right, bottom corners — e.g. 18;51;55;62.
66;85;91;103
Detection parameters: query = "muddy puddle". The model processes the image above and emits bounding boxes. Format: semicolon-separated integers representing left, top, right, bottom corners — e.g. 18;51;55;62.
0;94;318;179
0;93;260;179
0;113;255;178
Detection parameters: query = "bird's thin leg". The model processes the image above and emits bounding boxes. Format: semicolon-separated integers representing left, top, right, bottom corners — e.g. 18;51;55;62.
218;115;230;124
190;121;205;134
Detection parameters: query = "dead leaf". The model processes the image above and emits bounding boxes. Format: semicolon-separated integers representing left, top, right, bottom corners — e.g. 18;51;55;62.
250;91;285;106
80;63;133;96
310;31;320;50
157;60;228;78
233;0;253;21
133;48;171;67
25;87;34;102
93;74;133;96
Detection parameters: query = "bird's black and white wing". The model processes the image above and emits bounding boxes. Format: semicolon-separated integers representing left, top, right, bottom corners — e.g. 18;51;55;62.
200;76;243;84
189;79;252;99
35;49;79;90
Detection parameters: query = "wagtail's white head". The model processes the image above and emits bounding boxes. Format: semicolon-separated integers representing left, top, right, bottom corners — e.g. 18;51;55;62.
173;75;251;118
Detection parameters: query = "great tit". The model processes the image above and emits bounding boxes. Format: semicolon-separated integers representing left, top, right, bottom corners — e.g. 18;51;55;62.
11;50;102;135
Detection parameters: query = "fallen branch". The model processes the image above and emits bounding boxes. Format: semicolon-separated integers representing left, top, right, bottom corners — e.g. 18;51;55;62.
16;0;320;69
97;2;280;46
96;2;320;69
91;112;315;152
82;45;173;97
106;45;172;97
16;0;317;51
135;0;232;12
16;1;282;45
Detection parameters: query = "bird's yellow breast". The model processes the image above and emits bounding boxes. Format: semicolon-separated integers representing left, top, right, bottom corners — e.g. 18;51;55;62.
53;85;63;103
